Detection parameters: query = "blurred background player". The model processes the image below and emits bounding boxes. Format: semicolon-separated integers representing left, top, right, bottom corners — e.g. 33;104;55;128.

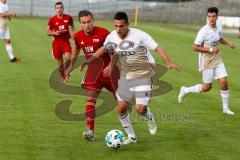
178;7;236;115
0;0;21;62
68;10;118;141
47;1;75;83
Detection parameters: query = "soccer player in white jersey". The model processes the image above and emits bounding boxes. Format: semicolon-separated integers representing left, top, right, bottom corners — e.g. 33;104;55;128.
81;12;180;144
178;7;236;115
0;0;21;62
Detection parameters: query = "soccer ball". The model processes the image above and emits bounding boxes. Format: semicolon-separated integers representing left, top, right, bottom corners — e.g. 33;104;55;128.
105;129;125;149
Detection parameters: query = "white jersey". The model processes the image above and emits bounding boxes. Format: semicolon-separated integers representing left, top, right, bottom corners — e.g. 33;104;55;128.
104;28;158;79
216;18;222;31
0;1;9;29
194;24;223;71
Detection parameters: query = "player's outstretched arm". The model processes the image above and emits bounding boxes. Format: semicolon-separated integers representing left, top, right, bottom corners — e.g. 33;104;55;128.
0;13;16;18
103;50;119;77
71;47;81;66
65;47;81;75
193;44;219;54
70;23;76;38
219;37;236;49
47;30;60;36
79;46;107;71
155;45;181;71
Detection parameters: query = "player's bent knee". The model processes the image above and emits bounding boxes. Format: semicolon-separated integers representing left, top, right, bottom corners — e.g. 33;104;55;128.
65;52;71;59
135;104;147;115
5;39;11;44
202;84;212;92
220;81;228;90
117;101;128;113
221;84;228;91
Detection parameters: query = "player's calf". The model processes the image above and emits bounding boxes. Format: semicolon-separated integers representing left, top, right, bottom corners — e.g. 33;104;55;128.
136;104;157;135
84;97;96;139
178;84;203;103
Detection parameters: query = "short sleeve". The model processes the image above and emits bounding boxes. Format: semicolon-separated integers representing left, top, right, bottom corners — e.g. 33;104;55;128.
194;29;205;45
141;31;158;50
103;34;110;48
103;34;115;54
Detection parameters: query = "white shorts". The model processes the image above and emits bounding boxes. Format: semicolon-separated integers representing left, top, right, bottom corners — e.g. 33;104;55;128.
116;76;152;106
201;63;228;83
0;28;10;39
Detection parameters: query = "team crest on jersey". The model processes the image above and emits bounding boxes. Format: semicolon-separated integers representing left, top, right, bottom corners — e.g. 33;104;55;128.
93;39;100;43
119;40;135;50
81;41;84;44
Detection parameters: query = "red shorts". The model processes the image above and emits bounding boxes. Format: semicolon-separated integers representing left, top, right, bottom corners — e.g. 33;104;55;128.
81;65;120;95
52;40;71;59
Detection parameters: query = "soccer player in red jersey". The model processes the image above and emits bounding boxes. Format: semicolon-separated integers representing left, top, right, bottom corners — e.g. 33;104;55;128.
47;1;75;83
69;10;118;141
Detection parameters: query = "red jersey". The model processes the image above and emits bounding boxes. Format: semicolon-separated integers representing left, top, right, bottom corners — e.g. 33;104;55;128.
74;27;111;85
74;26;111;72
48;14;73;41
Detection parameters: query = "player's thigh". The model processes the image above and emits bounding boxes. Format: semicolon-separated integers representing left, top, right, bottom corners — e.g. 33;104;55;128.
133;78;152;106
103;77;118;96
52;41;63;60
116;76;134;104
63;41;72;58
81;82;102;94
214;63;228;80
201;68;214;84
0;28;10;40
0;29;4;38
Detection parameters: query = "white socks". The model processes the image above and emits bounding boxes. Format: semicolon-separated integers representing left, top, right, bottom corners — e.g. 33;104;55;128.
119;113;136;139
184;84;202;94
5;44;14;60
220;90;229;110
185;86;230;111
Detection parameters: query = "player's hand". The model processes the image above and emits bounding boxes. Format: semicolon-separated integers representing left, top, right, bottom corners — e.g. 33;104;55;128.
228;42;236;49
54;31;61;36
213;47;219;54
103;65;112;77
65;64;73;75
167;62;181;72
79;61;88;71
71;32;75;38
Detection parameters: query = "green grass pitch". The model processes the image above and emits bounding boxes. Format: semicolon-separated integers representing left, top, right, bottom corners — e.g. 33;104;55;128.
0;18;239;160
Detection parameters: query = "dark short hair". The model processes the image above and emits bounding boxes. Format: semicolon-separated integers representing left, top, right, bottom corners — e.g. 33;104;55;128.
78;10;93;20
207;7;218;15
114;12;129;24
55;1;63;8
